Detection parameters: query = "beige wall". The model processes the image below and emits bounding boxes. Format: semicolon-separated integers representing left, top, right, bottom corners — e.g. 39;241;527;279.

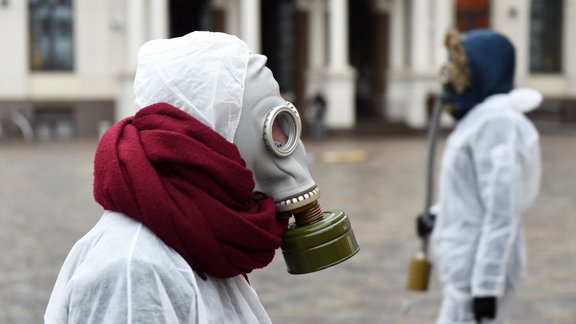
0;1;27;98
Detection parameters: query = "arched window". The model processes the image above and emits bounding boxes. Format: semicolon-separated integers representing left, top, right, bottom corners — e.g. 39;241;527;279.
29;0;74;71
530;0;563;73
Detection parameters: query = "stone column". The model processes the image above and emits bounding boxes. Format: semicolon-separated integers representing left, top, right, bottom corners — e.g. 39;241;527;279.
410;0;431;72
306;0;326;95
324;0;355;129
433;0;453;69
117;0;146;120
126;0;146;71
433;0;455;128
386;0;407;121
404;0;438;128
149;0;168;40
240;0;261;53
328;0;347;68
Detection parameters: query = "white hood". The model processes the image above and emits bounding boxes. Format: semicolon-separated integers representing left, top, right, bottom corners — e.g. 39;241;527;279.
509;88;543;113
133;31;250;143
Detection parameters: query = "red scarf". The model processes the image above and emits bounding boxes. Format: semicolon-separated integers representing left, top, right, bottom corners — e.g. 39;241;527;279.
93;103;288;279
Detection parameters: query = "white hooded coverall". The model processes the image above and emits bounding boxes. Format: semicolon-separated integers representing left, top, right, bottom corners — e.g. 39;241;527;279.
432;89;542;323
45;32;275;323
45;211;271;323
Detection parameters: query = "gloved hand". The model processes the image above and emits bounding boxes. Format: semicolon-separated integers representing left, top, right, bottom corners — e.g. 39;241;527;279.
416;212;435;239
472;296;497;323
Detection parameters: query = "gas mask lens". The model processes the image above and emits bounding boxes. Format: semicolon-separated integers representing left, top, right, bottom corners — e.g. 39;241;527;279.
264;102;302;157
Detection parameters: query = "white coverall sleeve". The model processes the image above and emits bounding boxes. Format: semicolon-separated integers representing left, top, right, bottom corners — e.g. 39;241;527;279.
65;259;197;323
470;114;522;297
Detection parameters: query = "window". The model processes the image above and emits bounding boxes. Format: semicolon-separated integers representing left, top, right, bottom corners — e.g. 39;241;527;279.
455;0;490;32
29;0;74;71
530;0;563;73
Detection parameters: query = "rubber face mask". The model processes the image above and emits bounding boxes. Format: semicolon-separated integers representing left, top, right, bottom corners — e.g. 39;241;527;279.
234;54;359;274
234;54;318;213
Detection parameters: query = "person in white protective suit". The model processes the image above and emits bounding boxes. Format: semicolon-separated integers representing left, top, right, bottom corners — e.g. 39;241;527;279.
427;28;542;323
45;31;326;323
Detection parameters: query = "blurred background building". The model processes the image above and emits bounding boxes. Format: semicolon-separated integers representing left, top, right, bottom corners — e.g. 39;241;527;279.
0;0;574;139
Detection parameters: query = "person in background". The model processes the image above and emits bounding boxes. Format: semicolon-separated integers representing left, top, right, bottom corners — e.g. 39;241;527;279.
421;28;542;323
306;90;327;140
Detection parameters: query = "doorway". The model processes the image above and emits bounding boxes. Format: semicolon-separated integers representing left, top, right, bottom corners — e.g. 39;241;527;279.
169;0;222;37
349;0;389;119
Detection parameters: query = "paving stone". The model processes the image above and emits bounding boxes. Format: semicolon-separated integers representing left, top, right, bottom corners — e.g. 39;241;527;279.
0;129;574;323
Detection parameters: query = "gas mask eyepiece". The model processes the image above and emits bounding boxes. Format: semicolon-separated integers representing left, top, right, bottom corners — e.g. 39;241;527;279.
263;102;302;157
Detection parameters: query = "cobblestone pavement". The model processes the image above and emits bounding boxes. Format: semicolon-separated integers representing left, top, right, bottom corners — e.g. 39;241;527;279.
0;127;574;323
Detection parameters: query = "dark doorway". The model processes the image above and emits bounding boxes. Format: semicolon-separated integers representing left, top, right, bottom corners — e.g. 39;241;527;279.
349;0;389;119
262;0;310;132
261;1;298;96
169;0;223;37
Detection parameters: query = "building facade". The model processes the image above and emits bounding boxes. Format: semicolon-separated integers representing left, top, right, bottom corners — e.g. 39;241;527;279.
0;0;573;139
388;0;576;128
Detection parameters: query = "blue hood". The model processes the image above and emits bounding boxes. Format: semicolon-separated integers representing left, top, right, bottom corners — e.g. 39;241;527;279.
450;29;515;120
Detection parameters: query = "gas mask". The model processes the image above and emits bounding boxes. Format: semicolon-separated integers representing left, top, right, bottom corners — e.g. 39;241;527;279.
234;54;359;274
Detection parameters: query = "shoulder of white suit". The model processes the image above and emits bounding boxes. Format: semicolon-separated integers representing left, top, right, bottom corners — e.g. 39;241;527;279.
507;88;543;113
